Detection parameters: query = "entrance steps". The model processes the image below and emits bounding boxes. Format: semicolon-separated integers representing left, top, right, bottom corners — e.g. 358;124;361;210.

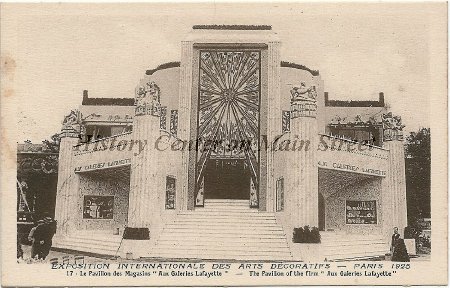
147;199;293;261
53;231;122;257
320;232;389;261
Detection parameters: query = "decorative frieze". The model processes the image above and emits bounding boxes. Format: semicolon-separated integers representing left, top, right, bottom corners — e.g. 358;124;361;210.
330;114;380;127
290;83;318;118
135;81;161;117
382;112;405;141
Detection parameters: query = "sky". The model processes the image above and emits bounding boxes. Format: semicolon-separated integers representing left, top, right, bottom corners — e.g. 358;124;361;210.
2;3;442;143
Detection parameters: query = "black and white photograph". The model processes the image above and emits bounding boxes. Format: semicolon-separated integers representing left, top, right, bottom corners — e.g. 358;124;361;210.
1;2;447;286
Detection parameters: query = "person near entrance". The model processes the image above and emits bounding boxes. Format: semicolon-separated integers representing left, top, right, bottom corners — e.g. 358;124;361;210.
390;227;400;254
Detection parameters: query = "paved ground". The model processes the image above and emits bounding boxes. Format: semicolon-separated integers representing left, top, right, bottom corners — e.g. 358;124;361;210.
19;245;118;264
19;244;432;264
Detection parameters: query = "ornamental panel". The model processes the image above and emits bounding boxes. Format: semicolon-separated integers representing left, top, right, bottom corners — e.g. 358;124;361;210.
195;50;261;207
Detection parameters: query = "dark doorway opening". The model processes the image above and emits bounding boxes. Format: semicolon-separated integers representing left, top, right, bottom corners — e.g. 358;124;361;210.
204;159;250;200
318;192;325;231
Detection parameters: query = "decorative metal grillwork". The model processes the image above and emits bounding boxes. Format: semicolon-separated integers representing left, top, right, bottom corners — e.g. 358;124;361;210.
282;110;291;133
170;110;178;136
196;50;261;207
165;176;176;209
160;106;167;130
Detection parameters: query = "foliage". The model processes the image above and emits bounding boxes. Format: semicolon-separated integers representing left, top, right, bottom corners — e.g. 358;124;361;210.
42;133;61;153
404;225;421;239
404;128;431;222
293;225;321;243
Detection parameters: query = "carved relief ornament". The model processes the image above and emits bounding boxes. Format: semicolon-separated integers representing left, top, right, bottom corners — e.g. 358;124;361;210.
135;81;161;117
382;112;405;141
61;110;81;138
290;82;318;119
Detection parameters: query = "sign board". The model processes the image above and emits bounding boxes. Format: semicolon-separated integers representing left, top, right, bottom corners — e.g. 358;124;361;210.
345;200;377;224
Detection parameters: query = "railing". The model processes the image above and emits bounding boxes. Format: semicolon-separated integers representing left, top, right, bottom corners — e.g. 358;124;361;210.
318;134;389;160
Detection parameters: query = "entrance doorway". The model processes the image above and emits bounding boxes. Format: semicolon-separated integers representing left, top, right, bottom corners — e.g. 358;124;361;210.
193;49;262;207
204;159;250;200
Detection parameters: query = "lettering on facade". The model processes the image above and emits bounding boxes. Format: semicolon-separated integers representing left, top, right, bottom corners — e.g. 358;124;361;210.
317;161;386;177
74;158;131;173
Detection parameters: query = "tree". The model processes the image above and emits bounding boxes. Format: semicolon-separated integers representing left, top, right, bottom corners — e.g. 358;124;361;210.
405;128;431;224
42;133;61;153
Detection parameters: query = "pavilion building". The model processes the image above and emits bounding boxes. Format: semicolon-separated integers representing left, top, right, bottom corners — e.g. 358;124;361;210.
53;25;407;261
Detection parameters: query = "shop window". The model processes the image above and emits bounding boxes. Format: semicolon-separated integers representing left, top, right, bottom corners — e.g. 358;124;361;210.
165;176;176;209
345;200;377;224
83;196;114;219
276;177;284;211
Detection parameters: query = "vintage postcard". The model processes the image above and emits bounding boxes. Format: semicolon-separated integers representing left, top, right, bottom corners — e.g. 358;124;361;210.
1;3;447;286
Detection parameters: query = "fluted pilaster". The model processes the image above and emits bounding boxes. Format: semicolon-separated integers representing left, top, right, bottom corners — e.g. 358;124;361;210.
382;140;408;236
289;117;319;228
127;116;161;229
266;41;281;211
178;41;194;210
54;133;79;235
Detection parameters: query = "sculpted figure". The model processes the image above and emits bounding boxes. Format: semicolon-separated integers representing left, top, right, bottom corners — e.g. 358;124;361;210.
62;110;79;129
135;81;161;116
290;82;317;103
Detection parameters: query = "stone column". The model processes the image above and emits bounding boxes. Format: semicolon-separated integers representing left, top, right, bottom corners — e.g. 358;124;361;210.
178;41;194;211
54;111;81;235
265;41;281;212
126;81;162;239
382;113;408;237
288;85;319;229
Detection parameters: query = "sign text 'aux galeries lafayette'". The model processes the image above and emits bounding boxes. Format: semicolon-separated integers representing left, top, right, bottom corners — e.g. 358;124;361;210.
74;158;131;173
317;161;387;177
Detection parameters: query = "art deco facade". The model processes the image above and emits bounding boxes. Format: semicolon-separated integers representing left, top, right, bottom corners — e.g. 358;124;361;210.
53;26;407;261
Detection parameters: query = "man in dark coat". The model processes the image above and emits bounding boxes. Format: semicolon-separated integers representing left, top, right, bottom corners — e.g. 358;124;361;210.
39;214;57;260
31;214;57;260
28;219;45;259
390;227;400;255
392;238;410;262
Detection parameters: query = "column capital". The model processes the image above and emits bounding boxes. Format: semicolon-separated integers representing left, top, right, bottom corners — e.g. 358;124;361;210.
134;81;162;117
290;82;317;119
382;112;405;141
60;110;81;138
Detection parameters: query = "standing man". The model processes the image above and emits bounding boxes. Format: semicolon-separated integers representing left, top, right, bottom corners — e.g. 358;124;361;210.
391;227;400;255
39;213;57;260
28;220;44;259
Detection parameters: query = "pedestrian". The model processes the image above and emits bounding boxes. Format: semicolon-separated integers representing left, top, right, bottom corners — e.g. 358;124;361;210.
390;227;400;255
28;219;44;260
39;213;57;260
392;238;410;262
